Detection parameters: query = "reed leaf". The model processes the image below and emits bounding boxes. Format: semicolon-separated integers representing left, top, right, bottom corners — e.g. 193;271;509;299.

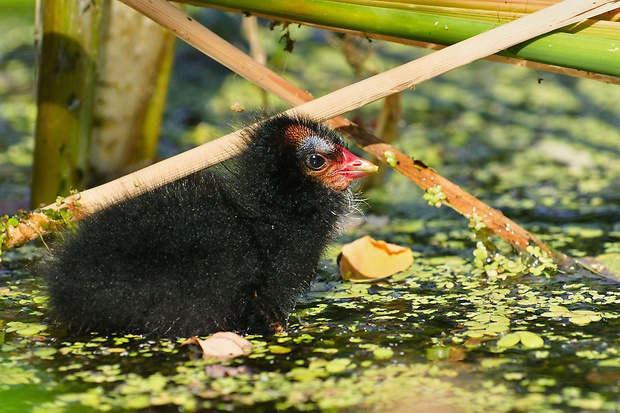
188;0;620;78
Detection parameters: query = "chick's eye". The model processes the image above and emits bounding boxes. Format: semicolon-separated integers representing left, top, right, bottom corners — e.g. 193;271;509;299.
305;154;327;171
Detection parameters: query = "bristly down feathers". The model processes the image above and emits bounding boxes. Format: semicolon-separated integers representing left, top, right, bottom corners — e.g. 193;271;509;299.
38;114;377;337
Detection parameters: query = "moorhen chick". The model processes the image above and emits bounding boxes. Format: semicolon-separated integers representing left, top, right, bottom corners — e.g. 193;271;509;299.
39;114;377;337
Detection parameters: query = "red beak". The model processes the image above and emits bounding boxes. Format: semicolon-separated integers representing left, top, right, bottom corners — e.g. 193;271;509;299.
336;146;378;180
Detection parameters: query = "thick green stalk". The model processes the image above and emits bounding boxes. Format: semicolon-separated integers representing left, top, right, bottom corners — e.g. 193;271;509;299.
187;0;620;77
31;0;101;208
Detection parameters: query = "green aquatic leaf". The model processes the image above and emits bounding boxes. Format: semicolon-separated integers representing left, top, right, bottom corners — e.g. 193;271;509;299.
268;345;292;354
383;150;398;167
516;332;544;349
5;321;47;336
32;347;58;358
325;358;352;373
426;346;451;361
599;358;620;367
486;322;510;333
373;347;394;360
423;185;447;207
497;333;521;348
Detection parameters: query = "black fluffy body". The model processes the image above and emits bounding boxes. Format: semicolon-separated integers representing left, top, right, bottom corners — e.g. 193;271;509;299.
39;115;354;337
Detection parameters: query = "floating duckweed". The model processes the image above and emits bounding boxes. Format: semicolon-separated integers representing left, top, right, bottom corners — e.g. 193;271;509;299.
0;360;43;387
32;346;58;359
1;212;619;413
325;358;352;373
599;358;620;367
373;347;394;360
5;321;47;336
497;333;521;348
472;241;557;279
497;331;544;349
313;347;338;355
504;372;526;381
541;305;603;325
426;346;451;361
522;245;558;276
42;207;74;230
462;312;512;338
516;331;545;349
480;358;512;369
0;261;618;412
468;212;487;233
287;366;328;382
423;185;447;207
383;150;398;167
268;345;292;354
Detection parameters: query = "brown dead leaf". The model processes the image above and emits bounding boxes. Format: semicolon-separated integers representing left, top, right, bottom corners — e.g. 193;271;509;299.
339;235;414;282
182;332;252;361
587;371;620;384
449;346;468;362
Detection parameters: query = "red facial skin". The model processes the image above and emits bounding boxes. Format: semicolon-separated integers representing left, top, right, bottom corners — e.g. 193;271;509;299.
322;146;378;191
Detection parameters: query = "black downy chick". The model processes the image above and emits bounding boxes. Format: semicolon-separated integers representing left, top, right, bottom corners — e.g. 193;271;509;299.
39;114;378;337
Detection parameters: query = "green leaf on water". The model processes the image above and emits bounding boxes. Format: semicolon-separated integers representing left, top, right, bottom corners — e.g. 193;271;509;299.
5;321;47;336
268;345;292;354
517;332;544;349
32;346;58;358
426;346;451;361
325;358;352;373
599;358;620;367
497;333;521;348
373;347;394;360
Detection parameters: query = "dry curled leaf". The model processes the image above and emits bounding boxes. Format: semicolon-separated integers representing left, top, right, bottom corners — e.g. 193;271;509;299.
182;332;252;360
339;235;413;282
